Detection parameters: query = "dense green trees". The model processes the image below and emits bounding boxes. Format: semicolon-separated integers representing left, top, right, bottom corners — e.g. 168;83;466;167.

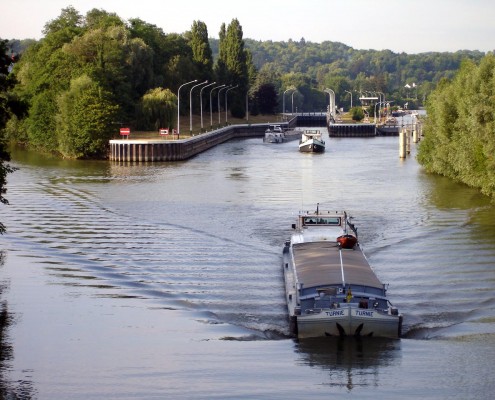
417;54;495;198
0;39;17;234
57;75;119;158
238;39;485;111
1;6;491;163
2;8;258;158
188;20;214;82
216;19;255;118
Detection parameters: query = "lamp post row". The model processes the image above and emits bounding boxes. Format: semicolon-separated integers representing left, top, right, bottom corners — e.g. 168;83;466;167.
177;80;239;135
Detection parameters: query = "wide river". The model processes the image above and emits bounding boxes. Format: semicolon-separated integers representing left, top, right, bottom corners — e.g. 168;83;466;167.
1;124;495;399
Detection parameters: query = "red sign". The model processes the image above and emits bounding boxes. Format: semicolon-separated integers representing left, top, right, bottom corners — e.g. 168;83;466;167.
159;128;169;135
120;127;130;136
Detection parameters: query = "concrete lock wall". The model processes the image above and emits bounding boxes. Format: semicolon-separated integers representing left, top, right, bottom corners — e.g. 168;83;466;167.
109;124;270;162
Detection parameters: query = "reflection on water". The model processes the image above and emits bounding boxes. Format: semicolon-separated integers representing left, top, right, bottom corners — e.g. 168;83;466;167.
0;251;36;399
296;337;401;390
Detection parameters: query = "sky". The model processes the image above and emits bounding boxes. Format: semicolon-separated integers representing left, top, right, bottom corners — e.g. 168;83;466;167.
1;0;494;54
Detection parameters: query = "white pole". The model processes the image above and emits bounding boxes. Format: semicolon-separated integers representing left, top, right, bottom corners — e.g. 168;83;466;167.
345;90;353;109
209;84;225;129
177;79;197;135
189;80;208;133
283;88;293;118
200;82;216;131
218;86;230;125
399;127;407;158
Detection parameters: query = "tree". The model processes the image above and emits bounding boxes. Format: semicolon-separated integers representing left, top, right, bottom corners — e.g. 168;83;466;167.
138;87;176;131
26;90;59;152
43;6;83;36
223;19;249;118
0;39;16;232
56;75;119;158
188;20;213;82
224;19;248;89
418;55;495;198
0;140;15;234
254;83;278;114
214;23;228;85
350;106;364;121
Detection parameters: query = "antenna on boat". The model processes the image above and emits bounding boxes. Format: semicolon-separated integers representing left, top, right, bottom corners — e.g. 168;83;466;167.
316;203;319;215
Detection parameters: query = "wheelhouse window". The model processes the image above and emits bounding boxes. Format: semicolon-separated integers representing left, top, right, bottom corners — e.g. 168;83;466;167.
303;217;341;226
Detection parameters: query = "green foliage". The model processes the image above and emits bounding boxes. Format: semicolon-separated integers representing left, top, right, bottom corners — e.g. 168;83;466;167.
214;23;228;85
350;107;364;121
27;91;58;151
188;20;213;81
138;87;176;131
56;75;119;158
0;139;16;234
417;55;495;198
213;38;485;108
253;83;278;114
0;36;17;230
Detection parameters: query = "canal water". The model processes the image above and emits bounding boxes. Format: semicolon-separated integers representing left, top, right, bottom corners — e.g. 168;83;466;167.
1;127;495;399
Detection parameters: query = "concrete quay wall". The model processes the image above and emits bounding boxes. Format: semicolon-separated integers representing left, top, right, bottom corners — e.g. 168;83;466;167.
328;123;376;137
109;123;284;162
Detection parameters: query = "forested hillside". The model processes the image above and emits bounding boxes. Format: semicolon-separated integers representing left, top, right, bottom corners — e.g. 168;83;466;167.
239;39;484;111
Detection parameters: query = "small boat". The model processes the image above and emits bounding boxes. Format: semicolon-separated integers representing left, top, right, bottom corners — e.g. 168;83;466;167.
299;130;325;153
263;125;285;143
376;117;400;136
282;204;402;339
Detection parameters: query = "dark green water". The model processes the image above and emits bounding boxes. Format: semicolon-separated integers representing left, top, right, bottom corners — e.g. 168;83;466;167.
1;131;494;399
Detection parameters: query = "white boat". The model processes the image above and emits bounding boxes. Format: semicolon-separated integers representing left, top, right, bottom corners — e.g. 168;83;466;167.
283;204;402;339
263;125;285;143
299;130;325;152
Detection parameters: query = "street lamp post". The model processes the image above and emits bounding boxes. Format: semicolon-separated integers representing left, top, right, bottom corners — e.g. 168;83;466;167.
225;85;238;123
218;85;230;125
344;90;353;109
177;79;197;136
324;88;335;120
200;81;216;131
374;101;384;123
291;91;297;114
377;92;385;121
283;87;294;118
190;80;208;134
209;84;225;128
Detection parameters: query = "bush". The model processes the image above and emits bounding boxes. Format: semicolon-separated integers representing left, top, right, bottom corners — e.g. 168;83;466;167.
350;107;364;121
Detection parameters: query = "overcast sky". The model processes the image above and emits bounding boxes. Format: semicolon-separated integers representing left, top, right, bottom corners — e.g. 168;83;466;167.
1;0;494;54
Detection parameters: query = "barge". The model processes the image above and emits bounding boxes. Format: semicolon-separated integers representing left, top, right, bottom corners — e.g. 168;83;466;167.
282;205;402;339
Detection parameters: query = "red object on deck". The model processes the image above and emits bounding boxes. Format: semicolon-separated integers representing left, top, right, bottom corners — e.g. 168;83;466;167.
120;127;131;136
337;234;357;249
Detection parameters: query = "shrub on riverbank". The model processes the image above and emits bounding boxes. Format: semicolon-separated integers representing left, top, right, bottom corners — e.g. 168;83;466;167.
417;54;495;199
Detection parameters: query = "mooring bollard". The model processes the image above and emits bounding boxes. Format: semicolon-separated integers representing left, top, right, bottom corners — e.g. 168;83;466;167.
399;127;407;158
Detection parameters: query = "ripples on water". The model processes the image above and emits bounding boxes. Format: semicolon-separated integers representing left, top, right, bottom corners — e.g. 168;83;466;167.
3;134;495;344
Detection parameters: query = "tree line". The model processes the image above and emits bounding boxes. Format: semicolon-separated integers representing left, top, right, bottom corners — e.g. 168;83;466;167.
1;7;258;159
236;38;485;113
417;54;495;199
0;6;489;161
